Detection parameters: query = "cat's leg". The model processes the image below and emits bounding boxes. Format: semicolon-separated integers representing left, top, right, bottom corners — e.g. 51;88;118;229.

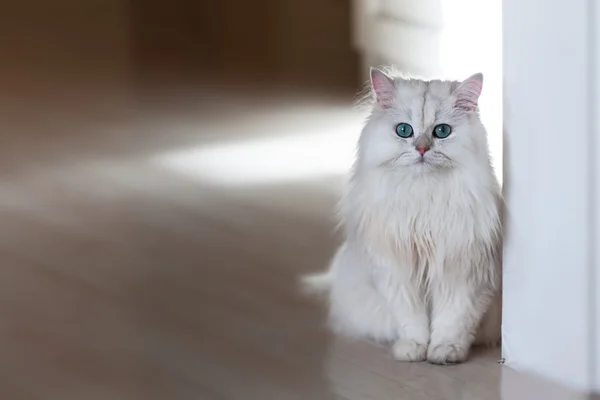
328;243;397;342
373;266;429;362
388;285;430;361
427;261;497;364
329;243;429;361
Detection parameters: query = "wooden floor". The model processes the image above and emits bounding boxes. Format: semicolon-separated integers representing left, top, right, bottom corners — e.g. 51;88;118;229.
0;82;592;399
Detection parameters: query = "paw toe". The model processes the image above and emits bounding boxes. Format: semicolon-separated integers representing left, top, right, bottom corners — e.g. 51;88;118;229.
392;340;427;362
427;343;469;365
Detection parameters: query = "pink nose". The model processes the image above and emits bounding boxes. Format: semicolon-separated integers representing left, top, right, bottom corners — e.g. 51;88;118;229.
416;146;429;156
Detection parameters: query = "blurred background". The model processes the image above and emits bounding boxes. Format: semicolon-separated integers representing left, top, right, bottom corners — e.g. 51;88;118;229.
0;1;521;399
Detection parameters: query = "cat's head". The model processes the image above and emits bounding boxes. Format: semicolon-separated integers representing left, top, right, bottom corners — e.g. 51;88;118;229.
357;68;489;173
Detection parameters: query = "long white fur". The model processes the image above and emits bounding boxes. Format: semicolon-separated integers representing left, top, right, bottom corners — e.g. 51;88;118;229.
305;67;502;364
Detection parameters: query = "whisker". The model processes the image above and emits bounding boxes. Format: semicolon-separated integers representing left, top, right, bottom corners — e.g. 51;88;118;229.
381;152;410;168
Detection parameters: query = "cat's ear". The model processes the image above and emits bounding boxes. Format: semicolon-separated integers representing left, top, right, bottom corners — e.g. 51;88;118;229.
370;68;396;109
453;73;483;111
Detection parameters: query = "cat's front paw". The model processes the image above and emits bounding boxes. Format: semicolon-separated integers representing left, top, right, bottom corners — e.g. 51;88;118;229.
427;342;469;365
392;340;427;362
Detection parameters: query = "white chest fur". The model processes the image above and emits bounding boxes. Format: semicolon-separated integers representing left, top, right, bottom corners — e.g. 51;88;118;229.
343;168;500;271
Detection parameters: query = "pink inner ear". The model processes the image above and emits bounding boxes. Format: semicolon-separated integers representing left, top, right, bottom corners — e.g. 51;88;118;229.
454;73;483;111
371;68;395;109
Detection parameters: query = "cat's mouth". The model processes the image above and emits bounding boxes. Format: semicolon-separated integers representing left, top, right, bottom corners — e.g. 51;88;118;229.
414;154;439;169
413;152;454;169
412;158;430;170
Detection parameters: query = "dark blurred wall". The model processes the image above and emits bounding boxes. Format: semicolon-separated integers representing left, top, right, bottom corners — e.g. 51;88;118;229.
0;0;358;102
0;1;133;130
0;2;131;88
272;0;358;87
132;0;358;89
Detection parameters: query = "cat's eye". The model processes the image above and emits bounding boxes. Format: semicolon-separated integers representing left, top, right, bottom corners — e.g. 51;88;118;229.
395;123;413;138
433;124;452;139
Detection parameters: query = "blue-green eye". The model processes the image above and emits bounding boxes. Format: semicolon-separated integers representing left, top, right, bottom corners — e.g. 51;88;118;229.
395;123;413;138
433;124;452;138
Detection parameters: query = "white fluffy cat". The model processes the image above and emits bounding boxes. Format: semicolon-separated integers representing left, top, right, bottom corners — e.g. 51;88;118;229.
305;67;502;364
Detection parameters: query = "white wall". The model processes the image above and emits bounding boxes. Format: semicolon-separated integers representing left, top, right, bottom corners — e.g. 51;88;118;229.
503;0;599;392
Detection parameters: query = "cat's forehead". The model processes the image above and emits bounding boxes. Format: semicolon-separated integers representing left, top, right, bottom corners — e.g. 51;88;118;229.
390;78;458;118
394;78;457;99
394;78;428;97
427;79;459;98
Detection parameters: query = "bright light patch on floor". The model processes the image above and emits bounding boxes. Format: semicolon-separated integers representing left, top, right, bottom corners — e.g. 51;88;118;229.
155;129;359;186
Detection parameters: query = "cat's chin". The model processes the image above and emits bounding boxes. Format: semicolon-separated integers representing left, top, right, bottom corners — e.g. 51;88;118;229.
407;162;433;174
